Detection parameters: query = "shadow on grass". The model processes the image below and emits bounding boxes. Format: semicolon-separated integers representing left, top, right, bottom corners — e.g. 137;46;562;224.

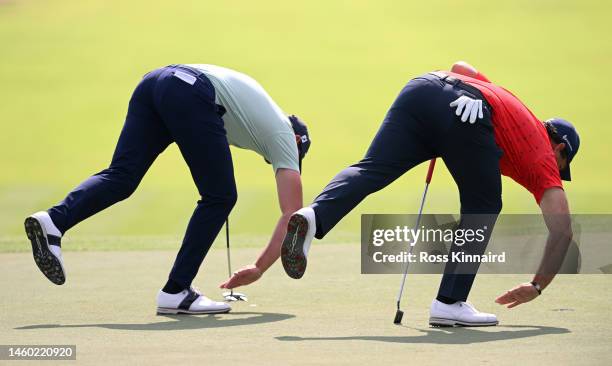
15;312;294;331
276;325;570;344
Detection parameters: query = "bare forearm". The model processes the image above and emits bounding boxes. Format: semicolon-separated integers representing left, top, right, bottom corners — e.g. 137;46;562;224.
535;188;573;290
233;168;301;282
496;188;571;308
533;229;572;290
254;213;292;272
218;212;295;290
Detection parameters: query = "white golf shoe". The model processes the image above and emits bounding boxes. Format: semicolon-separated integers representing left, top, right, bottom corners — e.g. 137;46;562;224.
24;211;66;285
281;207;316;279
156;288;231;315
429;299;498;327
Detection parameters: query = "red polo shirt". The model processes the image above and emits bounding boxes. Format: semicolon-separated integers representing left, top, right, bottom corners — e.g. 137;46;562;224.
444;71;563;203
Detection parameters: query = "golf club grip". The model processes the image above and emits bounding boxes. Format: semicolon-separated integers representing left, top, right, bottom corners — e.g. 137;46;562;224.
425;158;437;184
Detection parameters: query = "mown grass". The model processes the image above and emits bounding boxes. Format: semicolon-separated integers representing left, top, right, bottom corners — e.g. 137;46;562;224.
1;0;610;252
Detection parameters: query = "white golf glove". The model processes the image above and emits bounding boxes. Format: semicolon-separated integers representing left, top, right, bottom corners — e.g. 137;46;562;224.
449;95;484;124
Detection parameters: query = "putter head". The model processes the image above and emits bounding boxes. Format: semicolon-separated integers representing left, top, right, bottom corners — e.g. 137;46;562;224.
223;291;248;302
393;309;404;325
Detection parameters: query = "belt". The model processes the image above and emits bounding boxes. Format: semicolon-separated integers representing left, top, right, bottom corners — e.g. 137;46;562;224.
428;71;493;112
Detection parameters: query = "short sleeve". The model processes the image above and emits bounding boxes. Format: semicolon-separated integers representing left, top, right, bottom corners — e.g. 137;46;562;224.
526;155;564;203
265;132;300;173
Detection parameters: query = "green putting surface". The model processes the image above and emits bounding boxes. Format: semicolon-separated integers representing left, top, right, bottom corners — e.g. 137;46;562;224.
1;244;610;365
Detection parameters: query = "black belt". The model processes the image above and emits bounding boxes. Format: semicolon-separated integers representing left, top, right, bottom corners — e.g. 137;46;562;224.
429;71;493;112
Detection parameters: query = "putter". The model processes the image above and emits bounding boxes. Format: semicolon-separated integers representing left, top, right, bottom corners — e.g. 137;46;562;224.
222;218;248;302
394;158;437;324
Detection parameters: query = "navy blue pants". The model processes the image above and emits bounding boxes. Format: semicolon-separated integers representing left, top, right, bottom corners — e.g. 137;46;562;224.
48;65;237;288
311;73;503;301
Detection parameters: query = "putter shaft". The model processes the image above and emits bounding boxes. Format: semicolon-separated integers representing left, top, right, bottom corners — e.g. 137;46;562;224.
225;219;234;297
395;159;436;317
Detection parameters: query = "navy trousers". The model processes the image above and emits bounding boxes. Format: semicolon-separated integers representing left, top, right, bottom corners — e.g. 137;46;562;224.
311;73;503;301
48;65;237;288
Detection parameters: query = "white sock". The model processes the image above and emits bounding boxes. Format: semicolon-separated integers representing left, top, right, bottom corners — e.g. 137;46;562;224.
32;211;62;238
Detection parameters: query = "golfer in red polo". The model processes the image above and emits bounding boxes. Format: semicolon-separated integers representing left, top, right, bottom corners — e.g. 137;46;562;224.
274;61;580;326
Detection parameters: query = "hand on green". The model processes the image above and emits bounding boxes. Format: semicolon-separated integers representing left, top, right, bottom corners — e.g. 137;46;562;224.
219;264;262;289
495;282;540;308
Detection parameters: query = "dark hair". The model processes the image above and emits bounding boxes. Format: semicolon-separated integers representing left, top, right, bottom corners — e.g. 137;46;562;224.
544;121;568;158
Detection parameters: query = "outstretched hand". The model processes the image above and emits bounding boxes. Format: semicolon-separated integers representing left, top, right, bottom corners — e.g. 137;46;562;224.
495;282;540;308
219;264;263;290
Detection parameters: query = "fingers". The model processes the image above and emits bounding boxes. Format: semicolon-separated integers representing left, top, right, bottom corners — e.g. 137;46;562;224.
222;277;242;290
496;285;535;308
468;100;479;123
505;288;535;308
450;96;468;117
219;272;244;289
227;282;242;290
495;293;515;305
458;98;469;119
219;278;235;289
450;96;466;108
507;301;522;309
461;100;474;122
496;287;520;304
468;100;483;123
